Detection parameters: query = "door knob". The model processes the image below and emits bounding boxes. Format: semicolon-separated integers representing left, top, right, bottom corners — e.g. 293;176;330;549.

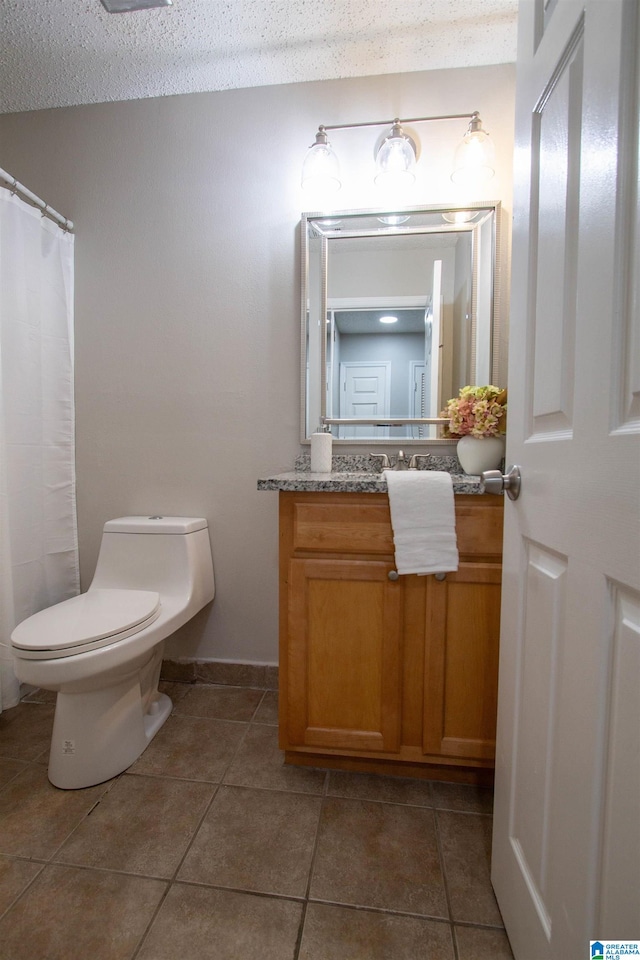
481;464;521;501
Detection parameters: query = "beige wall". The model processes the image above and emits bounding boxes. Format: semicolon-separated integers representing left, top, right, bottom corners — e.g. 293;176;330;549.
0;64;515;666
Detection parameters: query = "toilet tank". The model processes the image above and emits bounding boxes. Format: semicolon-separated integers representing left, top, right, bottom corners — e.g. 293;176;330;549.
90;516;215;613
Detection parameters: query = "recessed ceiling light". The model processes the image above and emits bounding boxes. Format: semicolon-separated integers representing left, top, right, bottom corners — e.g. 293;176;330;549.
100;0;172;12
379;315;398;324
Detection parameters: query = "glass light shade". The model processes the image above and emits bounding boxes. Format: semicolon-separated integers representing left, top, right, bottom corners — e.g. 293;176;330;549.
451;128;496;185
301;142;341;194
442;210;477;224
374;135;416;189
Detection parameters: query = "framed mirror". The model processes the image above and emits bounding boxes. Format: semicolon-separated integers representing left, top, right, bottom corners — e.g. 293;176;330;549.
301;202;503;443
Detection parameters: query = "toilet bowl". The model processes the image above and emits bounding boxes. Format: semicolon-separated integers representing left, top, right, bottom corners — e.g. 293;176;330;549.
11;516;215;790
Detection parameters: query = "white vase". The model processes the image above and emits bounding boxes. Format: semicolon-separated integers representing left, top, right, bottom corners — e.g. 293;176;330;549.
456;435;505;475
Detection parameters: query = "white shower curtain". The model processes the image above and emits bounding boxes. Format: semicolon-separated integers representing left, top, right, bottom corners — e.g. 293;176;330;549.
0;188;79;711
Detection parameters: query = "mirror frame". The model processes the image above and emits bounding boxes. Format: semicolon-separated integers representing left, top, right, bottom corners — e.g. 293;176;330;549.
300;201;504;444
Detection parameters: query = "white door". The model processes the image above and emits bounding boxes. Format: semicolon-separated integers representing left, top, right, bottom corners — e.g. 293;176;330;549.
339;361;390;439
492;2;640;958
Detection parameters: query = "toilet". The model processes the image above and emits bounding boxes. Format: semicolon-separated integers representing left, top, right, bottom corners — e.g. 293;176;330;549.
11;516;215;790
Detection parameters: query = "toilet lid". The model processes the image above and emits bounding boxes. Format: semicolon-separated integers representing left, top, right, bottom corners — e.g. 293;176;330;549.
11;588;161;653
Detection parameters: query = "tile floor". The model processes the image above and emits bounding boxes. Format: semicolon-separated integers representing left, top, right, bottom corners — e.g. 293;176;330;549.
0;682;514;960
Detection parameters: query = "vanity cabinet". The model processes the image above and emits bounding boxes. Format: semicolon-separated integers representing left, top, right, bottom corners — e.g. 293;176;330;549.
279;490;503;781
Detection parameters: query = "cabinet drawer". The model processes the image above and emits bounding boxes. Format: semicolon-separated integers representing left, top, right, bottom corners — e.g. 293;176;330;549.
286;493;503;559
291;499;394;555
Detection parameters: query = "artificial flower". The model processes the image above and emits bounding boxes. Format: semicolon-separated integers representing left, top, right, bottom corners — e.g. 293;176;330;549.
441;385;507;438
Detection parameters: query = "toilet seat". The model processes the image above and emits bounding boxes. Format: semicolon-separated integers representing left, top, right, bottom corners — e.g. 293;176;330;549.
11;588;161;660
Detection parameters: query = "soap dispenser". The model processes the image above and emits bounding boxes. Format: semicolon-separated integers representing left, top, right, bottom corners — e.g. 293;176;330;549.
310;423;333;473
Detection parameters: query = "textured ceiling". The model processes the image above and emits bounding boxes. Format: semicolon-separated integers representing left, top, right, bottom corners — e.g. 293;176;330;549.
0;0;519;115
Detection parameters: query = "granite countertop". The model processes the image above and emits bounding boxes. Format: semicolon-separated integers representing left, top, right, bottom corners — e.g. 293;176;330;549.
257;454;484;495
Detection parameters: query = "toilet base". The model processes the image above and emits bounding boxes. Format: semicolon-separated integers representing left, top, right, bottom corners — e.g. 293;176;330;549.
48;682;172;790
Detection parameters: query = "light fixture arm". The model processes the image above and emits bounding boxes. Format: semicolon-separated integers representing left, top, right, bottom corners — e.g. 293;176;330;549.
317;112;481;134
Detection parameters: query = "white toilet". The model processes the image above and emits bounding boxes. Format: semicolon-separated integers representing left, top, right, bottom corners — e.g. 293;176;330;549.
11;516;215;790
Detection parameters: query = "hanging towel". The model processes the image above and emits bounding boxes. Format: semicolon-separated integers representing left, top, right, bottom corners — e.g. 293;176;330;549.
383;471;459;575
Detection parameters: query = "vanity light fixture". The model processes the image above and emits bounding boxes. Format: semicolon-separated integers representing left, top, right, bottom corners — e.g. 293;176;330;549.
301;111;495;197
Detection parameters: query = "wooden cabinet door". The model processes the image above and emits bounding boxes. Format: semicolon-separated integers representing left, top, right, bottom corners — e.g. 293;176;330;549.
423;562;502;761
285;557;403;753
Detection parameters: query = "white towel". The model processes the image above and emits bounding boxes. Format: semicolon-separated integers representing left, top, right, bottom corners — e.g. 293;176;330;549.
383;470;459;575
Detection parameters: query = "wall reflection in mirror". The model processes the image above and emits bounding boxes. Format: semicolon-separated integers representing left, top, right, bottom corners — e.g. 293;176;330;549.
301;203;502;442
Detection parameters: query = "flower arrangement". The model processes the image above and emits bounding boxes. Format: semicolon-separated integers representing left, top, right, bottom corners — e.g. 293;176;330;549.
441;385;507;438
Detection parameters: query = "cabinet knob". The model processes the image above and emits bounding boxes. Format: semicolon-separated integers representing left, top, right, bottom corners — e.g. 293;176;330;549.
388;570;399;581
434;572;446;581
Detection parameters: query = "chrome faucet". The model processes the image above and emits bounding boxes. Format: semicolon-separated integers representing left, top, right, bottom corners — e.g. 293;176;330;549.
370;451;431;471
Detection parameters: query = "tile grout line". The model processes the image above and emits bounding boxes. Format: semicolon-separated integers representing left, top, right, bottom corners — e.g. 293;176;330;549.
292;770;330;960
37;771;125;868
128;881;172;960
433;806;460;960
165;707;255;882
452;918;512;932
129;694;279;960
292;900;309;960
163;878;306;904
127;709;257;959
0;859;47;925
0;759;40;793
249;688;268;724
305;895;461;925
95;690;264;960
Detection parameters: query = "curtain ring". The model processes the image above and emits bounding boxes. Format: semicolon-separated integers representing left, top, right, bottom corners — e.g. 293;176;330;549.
41;204;49;218
10;178;18;195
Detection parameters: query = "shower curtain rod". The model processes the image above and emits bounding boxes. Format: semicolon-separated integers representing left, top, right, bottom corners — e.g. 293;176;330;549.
0;167;73;232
